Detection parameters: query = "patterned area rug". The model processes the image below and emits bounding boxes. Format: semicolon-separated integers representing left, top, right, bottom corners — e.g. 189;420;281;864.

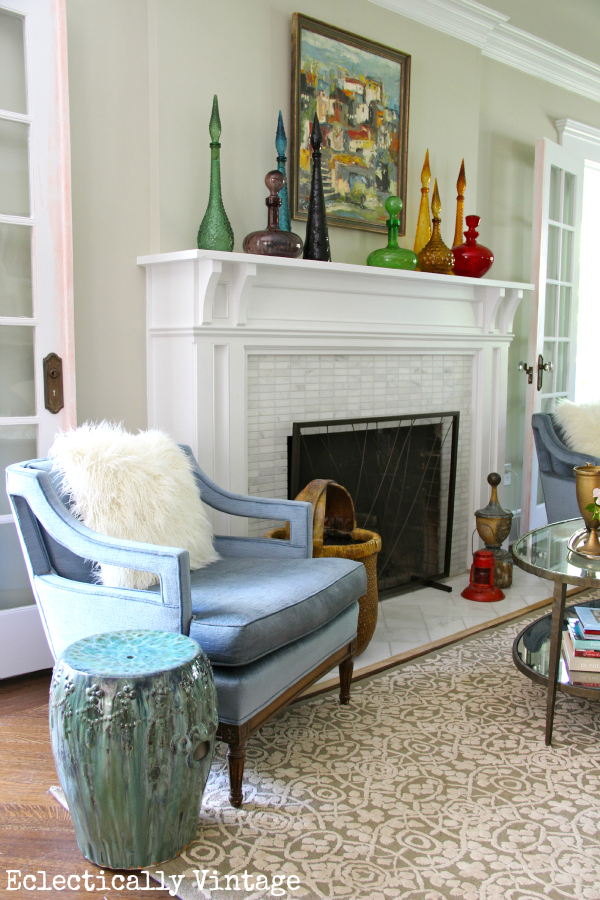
54;604;600;900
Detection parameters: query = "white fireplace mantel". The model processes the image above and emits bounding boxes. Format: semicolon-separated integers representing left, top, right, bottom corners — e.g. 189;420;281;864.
139;249;533;564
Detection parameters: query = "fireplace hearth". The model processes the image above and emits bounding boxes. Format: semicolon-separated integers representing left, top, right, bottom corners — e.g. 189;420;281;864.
289;412;459;596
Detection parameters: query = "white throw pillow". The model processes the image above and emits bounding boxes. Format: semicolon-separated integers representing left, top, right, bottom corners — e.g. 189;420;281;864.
50;422;218;589
554;400;600;458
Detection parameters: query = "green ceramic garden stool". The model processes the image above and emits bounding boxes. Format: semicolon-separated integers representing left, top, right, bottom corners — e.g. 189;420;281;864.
49;630;218;869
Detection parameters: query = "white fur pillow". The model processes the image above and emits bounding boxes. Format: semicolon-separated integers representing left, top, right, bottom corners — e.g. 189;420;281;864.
50;422;218;590
554;400;600;458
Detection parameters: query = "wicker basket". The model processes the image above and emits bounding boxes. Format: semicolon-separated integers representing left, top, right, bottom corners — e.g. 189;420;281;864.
265;479;381;656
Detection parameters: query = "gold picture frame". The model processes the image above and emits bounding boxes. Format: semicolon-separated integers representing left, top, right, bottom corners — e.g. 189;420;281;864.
290;13;411;235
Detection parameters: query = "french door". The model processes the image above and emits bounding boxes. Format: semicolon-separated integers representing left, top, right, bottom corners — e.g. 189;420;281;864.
0;0;75;677
521;138;584;533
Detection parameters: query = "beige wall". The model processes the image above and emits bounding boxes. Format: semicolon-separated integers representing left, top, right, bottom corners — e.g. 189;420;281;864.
66;0;600;513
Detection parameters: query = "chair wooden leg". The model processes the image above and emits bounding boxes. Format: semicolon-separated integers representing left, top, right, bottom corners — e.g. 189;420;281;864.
226;741;246;808
339;657;353;705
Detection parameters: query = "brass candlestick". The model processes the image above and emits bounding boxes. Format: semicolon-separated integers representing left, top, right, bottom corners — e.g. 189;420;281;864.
474;472;513;588
453;159;466;248
414;149;431;257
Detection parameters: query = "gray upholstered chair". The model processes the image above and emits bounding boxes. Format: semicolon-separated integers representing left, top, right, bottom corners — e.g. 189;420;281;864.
532;412;600;523
6;448;366;806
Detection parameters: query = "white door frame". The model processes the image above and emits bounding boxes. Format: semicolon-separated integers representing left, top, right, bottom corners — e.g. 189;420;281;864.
0;0;75;678
521;135;584;534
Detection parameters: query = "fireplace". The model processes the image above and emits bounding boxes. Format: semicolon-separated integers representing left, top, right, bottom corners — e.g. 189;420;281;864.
139;249;533;574
288;413;459;595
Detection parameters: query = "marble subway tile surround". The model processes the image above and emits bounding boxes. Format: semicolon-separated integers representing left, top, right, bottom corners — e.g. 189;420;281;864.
247;352;472;576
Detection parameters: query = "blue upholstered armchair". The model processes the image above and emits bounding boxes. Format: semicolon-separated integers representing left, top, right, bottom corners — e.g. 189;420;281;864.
532;413;600;523
6;448;366;806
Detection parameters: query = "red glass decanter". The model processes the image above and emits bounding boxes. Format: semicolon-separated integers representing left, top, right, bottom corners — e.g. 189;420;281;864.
452;215;494;278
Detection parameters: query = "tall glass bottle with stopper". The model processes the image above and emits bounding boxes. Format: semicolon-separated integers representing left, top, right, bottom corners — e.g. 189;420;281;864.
417;179;454;274
197;95;234;252
276;111;291;233
243;171;303;257
367;197;417;269
303;113;331;261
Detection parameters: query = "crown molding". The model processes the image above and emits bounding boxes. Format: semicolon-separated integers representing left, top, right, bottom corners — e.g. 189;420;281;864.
366;0;600;104
366;0;508;49
483;25;600;104
555;118;600;147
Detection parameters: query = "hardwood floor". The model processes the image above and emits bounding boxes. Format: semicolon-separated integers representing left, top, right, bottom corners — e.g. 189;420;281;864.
0;670;173;898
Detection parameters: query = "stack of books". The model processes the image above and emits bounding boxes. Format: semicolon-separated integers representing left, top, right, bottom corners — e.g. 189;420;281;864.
563;606;600;687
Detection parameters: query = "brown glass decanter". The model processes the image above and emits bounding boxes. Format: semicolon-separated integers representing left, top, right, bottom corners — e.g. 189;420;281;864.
243;170;303;258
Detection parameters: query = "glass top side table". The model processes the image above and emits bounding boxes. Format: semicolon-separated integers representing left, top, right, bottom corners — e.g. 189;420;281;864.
512;517;600;744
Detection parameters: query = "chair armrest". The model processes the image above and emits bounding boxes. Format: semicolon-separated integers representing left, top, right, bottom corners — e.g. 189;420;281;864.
183;448;312;556
532;414;600;475
6;465;192;632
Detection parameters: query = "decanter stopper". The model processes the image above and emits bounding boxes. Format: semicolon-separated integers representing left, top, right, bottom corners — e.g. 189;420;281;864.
197;95;234;252
303;113;331;261
276;111;291;232
453;159;466;248
417;179;454;275
413;149;431;256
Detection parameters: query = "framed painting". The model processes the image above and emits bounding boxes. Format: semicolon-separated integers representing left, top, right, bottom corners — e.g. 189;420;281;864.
290;14;411;235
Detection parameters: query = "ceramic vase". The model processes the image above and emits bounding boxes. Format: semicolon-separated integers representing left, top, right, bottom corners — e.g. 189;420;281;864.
452;215;494;278
367;196;417;270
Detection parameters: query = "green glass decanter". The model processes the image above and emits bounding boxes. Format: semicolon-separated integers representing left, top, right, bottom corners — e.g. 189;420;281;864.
366;196;417;270
197;95;234;252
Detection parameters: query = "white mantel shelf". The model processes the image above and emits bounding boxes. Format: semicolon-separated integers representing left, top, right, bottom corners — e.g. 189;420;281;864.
138;249;533;338
139;249;533;562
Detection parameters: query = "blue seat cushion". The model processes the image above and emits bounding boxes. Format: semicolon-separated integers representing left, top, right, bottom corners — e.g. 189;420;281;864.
185;556;366;666
212;602;359;724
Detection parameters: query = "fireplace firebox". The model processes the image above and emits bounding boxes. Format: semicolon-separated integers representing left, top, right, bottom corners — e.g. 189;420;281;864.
289;412;459;596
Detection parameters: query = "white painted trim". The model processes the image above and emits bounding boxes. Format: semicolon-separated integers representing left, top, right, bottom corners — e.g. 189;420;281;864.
0;605;53;679
365;0;600;103
556;119;600;147
484;25;600;104
365;0;507;49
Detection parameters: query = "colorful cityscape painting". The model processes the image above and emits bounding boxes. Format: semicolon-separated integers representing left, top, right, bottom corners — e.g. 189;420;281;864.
292;15;411;234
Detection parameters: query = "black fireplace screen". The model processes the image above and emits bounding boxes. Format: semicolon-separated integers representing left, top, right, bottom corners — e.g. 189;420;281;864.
289;412;459;596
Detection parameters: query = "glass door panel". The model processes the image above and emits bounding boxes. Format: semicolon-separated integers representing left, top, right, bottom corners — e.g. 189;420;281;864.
0;323;35;415
546;225;560;279
0;423;36;514
0;522;34;609
561;229;573;282
0;9;26;114
0;221;32;316
544;283;557;335
549;165;560;221
0;118;30;216
558;287;571;337
556;343;569;393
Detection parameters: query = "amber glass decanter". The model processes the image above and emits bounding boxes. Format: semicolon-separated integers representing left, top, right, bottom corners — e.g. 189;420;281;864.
417;179;454;275
243;170;303;258
367;196;417;270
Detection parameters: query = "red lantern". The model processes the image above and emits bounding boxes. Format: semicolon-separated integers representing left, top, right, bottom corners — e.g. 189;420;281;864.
461;549;504;602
